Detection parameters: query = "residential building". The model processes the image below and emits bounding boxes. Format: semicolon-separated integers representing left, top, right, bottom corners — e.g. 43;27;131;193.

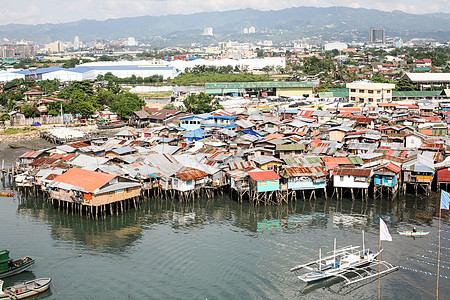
346;80;395;105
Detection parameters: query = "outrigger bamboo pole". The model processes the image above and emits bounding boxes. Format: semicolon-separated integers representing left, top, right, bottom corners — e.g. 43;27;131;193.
378;225;382;300
436;206;442;300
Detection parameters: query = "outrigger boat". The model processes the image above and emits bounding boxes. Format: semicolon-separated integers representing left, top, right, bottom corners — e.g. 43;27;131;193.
398;231;429;237
0;191;13;197
290;232;398;285
0;250;35;279
0;278;51;299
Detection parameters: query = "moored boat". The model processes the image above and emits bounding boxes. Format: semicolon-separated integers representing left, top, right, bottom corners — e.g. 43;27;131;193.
0;250;35;279
398;231;429;237
290;233;380;283
97;121;126;130
0;191;13;197
0;278;51;299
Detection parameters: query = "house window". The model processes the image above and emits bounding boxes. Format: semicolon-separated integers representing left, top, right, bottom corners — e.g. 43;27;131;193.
186;180;192;185
260;181;267;186
359;89;365;93
340;176;344;182
351;89;356;92
368;98;373;102
351;97;356;101
271;180;277;185
368;90;374;94
377;91;381;94
386;90;391;93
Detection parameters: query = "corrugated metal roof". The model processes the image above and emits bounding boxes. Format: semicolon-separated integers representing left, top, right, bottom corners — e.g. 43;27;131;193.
228;161;256;171
282;166;327;178
276;144;305;151
175;167;208;181
248;170;280;181
53;168;116;193
333;168;372;177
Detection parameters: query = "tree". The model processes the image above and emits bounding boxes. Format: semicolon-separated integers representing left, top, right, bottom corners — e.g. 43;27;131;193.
183;92;222;114
0;113;10;121
111;93;145;119
0;93;8;106
395;77;419;91
22;104;36;118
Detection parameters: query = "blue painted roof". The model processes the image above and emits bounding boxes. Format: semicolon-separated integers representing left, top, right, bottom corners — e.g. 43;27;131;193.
241;129;263;137
183;128;208;138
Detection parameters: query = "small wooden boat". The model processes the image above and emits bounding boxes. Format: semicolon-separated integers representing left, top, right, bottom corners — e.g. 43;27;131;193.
0;191;13;197
97;121;126;130
0;278;51;299
0;250;35;279
398;231;429;237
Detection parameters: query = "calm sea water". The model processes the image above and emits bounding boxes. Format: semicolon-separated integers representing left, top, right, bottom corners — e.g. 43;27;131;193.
1;176;449;299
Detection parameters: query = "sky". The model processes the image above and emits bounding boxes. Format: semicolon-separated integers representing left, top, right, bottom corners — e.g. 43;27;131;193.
1;0;449;25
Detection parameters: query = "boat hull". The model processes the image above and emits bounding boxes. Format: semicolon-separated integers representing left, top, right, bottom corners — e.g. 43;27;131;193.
0;257;35;279
398;231;429;237
1;278;51;300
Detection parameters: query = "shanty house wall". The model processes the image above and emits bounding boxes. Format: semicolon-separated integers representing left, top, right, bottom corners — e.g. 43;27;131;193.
252;179;280;192
333;175;370;188
329;131;346;142
402;170;434;183
287;176;326;190
374;173;399;187
89;186;141;206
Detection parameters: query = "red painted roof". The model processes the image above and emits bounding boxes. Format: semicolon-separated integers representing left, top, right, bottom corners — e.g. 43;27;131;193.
438;168;450;182
53;168;116;193
248;170;280;181
339;107;361;112
385;163;401;173
298;110;314;117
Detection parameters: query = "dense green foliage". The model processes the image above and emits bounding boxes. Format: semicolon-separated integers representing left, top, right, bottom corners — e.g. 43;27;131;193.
301;57;335;75
111;93;145;119
56;80;143;118
183;92;223;114
97;72;164;84
171;73;269;85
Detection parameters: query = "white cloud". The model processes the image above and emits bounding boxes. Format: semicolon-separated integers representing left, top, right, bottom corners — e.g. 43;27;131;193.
0;0;448;25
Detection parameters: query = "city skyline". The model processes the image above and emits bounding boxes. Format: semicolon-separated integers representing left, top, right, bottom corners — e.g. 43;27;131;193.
1;1;449;26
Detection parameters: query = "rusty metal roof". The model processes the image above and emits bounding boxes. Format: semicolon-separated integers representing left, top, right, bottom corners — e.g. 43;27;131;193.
228;161;256;171
30;157;58;167
282;166;327;178
175;166;208;181
333;168;372;177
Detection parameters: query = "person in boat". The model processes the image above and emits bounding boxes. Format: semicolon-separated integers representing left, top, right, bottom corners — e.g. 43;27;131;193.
412;227;417;233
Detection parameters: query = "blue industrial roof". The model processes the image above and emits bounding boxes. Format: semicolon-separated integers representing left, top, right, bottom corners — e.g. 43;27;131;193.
77;65;175;71
14;66;63;75
69;67;94;73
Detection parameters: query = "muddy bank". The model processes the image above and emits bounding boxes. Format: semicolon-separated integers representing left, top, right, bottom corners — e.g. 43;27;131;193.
0;126;131;167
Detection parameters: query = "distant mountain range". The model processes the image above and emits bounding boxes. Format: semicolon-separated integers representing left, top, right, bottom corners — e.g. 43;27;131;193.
1;6;449;44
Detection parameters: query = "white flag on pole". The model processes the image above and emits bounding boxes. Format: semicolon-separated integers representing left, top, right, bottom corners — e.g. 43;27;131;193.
380;218;392;242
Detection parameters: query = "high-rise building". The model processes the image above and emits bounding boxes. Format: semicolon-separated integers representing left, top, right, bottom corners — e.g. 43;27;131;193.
74;36;80;50
248;26;256;34
127;37;137;46
202;27;213;36
370;28;385;44
49;41;64;53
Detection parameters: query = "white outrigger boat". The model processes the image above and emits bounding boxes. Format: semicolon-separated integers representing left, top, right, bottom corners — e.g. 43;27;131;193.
290;232;398;285
0;278;51;299
398;231;429;237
